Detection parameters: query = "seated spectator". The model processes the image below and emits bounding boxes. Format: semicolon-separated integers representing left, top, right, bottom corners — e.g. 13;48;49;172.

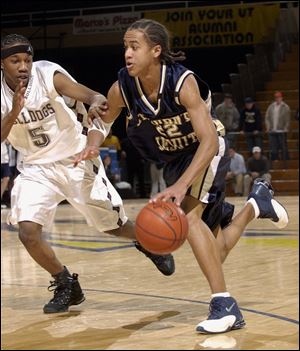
225;147;246;196
102;154;118;186
102;129;121;153
265;91;290;160
215;93;240;148
150;162;166;198
1;141;11;209
243;146;271;195
239;97;263;154
119;150;128;182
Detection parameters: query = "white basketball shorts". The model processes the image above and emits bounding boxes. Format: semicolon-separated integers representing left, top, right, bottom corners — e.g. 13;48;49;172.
8;156;128;232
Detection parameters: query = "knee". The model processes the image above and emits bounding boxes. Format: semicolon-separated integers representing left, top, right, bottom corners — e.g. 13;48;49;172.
186;209;201;228
243;174;251;184
18;222;41;247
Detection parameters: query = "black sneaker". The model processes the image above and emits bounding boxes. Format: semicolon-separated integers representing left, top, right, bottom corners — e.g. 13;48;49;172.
43;267;85;313
134;241;175;276
247;178;288;228
196;296;245;334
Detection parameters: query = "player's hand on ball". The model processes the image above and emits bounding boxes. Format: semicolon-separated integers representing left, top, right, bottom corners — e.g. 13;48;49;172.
150;181;188;206
87;101;108;127
73;146;99;167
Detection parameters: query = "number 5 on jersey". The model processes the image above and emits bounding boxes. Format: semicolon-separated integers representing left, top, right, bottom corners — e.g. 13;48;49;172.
28;126;50;147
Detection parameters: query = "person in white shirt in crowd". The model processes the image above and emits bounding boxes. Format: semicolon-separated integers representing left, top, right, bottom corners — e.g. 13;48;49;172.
225;147;247;196
1;141;11;208
265;91;290;160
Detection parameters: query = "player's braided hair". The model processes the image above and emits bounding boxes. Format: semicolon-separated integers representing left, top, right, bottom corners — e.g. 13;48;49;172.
1;34;31;49
127;19;186;63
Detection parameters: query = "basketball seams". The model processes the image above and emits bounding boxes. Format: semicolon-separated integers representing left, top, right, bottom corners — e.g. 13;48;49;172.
144;206;177;243
145;204;185;253
135;222;179;254
136;222;176;242
135;201;188;254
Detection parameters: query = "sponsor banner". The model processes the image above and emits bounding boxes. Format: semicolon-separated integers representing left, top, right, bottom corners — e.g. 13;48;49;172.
73;12;141;35
144;4;280;48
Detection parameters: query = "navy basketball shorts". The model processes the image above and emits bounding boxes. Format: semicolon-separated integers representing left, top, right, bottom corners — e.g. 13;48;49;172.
1;163;11;179
163;136;234;231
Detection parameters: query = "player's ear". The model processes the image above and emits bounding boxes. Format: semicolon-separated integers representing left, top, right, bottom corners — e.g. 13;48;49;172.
152;45;162;58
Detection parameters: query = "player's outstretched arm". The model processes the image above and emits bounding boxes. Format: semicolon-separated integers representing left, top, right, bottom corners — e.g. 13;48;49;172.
73;81;125;167
53;72;107;109
152;75;218;205
95;81;125;124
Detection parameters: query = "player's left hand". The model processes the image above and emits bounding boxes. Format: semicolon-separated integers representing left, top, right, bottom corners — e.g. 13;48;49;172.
87;101;108;127
73;146;99;167
150;181;188;206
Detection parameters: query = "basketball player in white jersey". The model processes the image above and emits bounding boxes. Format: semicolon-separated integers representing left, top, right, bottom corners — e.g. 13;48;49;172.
1;34;175;314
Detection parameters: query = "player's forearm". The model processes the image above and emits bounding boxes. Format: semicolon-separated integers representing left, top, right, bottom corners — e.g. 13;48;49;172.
1;112;18;142
177;132;218;189
88;94;107;108
87;130;105;148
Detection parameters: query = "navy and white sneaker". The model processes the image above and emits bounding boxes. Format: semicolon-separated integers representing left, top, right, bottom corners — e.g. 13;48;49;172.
247;178;288;229
196;296;245;334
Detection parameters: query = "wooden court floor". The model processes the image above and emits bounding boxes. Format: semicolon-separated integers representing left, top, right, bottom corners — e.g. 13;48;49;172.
1;196;299;350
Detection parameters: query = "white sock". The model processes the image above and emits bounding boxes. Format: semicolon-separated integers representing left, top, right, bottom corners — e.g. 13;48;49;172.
247;198;260;218
211;292;231;298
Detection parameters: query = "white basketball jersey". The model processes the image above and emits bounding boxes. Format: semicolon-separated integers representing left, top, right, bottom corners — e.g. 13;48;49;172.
1;60;88;164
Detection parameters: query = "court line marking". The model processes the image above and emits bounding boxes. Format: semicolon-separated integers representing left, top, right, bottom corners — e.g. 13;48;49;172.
2;222;298;239
242;232;298;237
1;283;298;326
50;243;134;252
49;237;133;243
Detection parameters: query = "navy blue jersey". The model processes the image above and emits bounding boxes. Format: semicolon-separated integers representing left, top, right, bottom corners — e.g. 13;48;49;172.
118;62;217;164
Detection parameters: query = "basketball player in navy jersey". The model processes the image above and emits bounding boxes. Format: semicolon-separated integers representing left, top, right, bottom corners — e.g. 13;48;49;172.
1;34;175;315
77;19;288;334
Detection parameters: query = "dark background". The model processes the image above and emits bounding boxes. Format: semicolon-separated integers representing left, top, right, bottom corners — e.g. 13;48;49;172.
1;0;274;137
1;0;256;92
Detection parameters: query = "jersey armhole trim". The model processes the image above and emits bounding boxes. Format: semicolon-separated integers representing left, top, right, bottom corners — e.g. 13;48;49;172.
174;70;194;106
118;81;132;119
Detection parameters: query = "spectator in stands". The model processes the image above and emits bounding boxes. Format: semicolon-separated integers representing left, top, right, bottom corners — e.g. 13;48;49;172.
8;143;19;179
239;97;263;154
225;147;246;196
119;150;128;182
215;93;240;148
1;141;11;208
121;137;146;198
265;91;290;160
150;162;166;198
243;146;271;195
5;142;19;208
102;154;118;186
101;129;121;154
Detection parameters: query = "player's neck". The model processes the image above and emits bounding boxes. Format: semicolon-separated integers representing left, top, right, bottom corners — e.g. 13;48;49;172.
138;62;161;95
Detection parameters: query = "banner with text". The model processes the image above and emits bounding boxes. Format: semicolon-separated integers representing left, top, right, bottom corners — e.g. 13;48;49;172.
73;12;141;35
144;4;280;48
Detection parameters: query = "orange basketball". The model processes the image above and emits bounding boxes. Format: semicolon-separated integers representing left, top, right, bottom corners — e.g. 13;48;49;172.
135;201;189;255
